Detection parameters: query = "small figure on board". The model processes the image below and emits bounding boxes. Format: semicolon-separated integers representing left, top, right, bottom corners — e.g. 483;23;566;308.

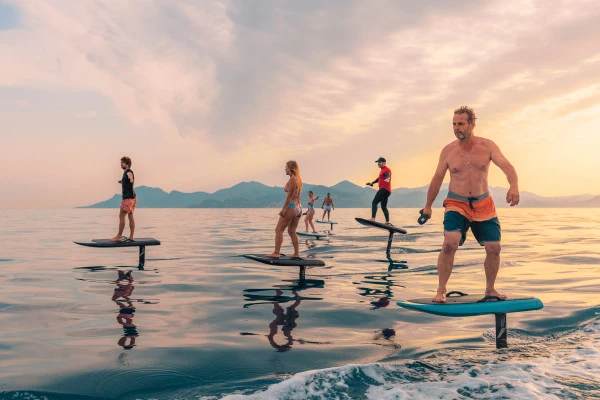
321;193;335;221
111;156;136;243
367;157;392;225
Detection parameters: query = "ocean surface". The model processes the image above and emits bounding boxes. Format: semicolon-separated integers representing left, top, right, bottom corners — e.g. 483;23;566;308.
0;208;598;400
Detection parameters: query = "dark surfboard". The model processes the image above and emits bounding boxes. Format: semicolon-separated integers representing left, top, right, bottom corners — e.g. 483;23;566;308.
297;232;328;239
242;254;325;267
316;220;338;224
74;238;161;248
355;218;407;234
74;238;161;269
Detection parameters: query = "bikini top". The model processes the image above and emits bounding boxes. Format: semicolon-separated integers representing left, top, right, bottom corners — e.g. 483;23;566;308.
284;179;300;202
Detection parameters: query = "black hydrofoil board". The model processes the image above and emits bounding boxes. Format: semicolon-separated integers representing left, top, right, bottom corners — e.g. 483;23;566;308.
243;254;325;267
74;238;161;248
355;218;407;234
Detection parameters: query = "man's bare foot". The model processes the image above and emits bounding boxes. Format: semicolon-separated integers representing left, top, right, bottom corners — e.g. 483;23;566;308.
368;218;375;222
266;252;280;259
110;236;123;242
485;289;507;299
312;231;317;233
292;254;301;259
432;291;446;303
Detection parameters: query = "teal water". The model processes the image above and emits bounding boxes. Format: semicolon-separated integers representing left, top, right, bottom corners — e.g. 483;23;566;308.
0;208;598;399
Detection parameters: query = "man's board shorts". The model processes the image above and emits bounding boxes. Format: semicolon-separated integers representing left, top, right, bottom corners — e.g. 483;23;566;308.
443;191;500;246
120;198;137;214
323;205;332;211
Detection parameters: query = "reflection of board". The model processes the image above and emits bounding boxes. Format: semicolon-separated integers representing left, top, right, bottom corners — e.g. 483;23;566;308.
242;254;325;267
355;218;407;234
297;231;327;239
396;292;543;317
74;238;161;248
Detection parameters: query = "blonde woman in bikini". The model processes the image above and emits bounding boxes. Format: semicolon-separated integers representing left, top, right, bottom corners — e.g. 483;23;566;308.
267;160;303;259
303;191;320;233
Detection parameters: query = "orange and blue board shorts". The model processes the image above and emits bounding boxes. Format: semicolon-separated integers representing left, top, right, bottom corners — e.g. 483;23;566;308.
443;191;500;246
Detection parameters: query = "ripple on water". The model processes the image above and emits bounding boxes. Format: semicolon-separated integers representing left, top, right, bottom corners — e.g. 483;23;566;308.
214;317;600;400
544;255;600;265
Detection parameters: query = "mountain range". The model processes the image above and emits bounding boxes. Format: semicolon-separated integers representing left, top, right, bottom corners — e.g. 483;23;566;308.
81;181;600;208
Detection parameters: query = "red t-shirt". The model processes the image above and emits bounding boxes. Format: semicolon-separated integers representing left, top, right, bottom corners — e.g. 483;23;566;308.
378;166;392;192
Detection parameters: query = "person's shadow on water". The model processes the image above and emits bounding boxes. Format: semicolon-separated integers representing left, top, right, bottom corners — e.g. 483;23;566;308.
267;290;301;352
112;270;139;350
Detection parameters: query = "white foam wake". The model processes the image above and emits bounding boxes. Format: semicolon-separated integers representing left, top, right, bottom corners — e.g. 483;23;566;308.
210;317;600;400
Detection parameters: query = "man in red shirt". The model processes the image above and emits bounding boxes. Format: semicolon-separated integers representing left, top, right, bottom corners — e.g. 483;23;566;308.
366;157;392;224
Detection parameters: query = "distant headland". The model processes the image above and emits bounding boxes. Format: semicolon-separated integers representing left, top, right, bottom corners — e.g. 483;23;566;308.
80;181;600;208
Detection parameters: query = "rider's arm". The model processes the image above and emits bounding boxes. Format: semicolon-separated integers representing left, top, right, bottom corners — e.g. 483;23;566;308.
424;148;449;210
490;141;519;206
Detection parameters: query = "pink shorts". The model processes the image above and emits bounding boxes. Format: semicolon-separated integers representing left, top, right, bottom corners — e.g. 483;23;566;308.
120;198;136;214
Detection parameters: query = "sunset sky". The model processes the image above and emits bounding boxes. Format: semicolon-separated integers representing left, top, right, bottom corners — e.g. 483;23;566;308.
2;0;599;208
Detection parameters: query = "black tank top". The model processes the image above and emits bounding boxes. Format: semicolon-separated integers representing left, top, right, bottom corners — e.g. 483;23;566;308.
121;169;136;199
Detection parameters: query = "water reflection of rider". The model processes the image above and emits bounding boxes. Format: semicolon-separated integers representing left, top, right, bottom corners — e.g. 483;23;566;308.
356;272;405;311
267;290;301;352
112;270;139;350
370;296;390;310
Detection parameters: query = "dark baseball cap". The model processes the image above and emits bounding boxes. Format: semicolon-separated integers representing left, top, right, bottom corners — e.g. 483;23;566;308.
375;157;386;163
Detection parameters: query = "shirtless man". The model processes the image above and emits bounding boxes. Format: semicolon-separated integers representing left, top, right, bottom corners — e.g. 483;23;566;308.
321;193;334;221
111;156;136;242
421;106;519;303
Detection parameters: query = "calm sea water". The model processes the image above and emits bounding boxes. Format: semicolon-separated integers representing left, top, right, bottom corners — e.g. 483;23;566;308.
0;208;598;400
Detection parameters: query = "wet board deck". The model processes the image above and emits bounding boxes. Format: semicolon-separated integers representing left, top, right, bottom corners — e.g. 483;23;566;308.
74;238;161;248
242;254;325;267
396;293;543;317
316;220;338;224
297;232;328;239
355;218;407;234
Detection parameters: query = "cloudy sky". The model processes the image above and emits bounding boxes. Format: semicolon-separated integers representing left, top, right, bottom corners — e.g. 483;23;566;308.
2;0;599;208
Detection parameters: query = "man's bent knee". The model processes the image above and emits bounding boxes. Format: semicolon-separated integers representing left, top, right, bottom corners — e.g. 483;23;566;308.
441;232;461;254
441;242;459;255
484;242;501;255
